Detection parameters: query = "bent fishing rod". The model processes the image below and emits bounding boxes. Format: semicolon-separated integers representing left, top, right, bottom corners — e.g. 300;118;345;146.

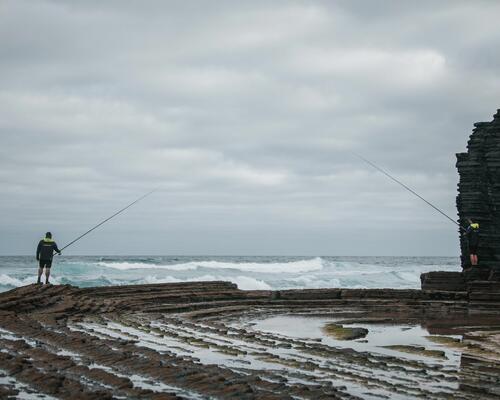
352;152;466;232
56;189;156;254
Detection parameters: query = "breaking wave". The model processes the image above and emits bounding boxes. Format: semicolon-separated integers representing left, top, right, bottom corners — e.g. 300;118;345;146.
140;275;272;290
97;257;325;274
0;256;460;292
0;274;61;288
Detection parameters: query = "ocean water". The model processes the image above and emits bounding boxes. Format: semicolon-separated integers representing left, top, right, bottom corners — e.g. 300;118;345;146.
0;256;460;293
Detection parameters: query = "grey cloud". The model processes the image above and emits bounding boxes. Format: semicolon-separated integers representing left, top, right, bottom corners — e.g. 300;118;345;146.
1;0;499;255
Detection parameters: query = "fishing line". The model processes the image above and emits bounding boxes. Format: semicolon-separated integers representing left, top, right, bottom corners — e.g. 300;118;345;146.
352;152;465;232
57;189;157;254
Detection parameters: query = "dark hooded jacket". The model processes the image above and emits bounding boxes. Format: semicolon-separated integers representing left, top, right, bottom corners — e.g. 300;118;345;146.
466;223;480;247
36;238;61;261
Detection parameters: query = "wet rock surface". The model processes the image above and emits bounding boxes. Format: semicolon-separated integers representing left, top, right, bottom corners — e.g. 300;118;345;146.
380;345;446;359
0;282;499;399
420;271;466;291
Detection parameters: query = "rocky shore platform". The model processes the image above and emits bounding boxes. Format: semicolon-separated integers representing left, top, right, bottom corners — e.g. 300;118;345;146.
1;281;499;400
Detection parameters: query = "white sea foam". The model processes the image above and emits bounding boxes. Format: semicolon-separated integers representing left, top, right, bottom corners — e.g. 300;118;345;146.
0;274;26;287
97;262;198;271
0;274;61;288
98;257;324;274
286;275;342;288
394;271;421;283
230;276;272;290
0;256;460;293
140;274;272;290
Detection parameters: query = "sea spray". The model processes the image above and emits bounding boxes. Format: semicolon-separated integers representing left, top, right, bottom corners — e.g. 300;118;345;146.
0;255;460;292
97;257;325;273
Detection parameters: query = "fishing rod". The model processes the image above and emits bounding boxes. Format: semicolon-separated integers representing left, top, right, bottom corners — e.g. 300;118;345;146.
56;189;156;254
352;152;465;232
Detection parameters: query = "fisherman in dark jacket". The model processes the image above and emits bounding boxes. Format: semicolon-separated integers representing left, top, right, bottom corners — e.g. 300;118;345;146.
465;219;480;266
36;232;61;284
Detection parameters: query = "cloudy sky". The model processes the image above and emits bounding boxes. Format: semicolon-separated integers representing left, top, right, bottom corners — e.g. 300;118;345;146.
1;0;499;256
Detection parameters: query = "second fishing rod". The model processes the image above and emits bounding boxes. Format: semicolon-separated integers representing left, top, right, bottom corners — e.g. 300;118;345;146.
54;156;462;257
352;152;466;233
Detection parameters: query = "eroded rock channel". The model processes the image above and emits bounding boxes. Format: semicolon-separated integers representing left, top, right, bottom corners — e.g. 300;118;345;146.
0;282;499;399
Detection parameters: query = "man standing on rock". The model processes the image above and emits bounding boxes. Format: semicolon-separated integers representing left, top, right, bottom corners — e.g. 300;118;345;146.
465;219;480;267
36;232;61;284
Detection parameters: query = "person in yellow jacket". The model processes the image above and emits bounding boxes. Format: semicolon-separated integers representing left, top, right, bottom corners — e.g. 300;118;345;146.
465;219;480;266
36;232;61;284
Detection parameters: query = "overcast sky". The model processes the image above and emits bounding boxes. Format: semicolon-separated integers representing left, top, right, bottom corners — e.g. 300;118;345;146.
1;0;499;256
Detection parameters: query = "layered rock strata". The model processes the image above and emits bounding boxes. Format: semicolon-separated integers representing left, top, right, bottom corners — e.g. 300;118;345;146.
456;109;500;270
1;282;499;399
422;109;500;291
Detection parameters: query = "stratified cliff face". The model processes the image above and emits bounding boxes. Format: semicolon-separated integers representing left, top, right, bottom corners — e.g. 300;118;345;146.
456;109;500;269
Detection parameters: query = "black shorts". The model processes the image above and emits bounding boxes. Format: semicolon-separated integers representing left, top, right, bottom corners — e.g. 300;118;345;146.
39;260;52;269
468;245;478;255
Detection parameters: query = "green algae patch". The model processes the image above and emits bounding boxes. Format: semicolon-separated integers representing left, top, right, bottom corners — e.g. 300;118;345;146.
187;339;210;348
426;335;464;348
322;323;368;340
382;345;447;359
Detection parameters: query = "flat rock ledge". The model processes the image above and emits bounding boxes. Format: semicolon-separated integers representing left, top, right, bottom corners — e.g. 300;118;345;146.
1;281;499;399
421;268;500;301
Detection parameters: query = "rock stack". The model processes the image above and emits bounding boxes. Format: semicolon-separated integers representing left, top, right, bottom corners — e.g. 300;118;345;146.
421;109;500;291
456;109;500;271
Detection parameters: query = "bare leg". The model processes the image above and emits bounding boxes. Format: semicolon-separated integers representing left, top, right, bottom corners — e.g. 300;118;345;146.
473;255;478;266
37;268;43;284
470;254;474;266
45;268;51;284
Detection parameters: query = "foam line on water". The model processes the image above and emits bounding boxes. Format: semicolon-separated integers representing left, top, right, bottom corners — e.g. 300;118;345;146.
0;274;61;288
0;256;460;293
140;275;272;290
97;257;325;273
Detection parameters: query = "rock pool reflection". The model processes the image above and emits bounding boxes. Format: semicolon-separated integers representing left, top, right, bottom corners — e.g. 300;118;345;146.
247;315;463;365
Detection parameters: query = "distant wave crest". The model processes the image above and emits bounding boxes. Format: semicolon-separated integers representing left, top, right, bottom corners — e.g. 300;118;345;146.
140;274;272;290
97;257;325;274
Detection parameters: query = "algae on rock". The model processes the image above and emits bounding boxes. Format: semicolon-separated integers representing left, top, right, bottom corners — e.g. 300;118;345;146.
382;345;447;359
322;323;368;340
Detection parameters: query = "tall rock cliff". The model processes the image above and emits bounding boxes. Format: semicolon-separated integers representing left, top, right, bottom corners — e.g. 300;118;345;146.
456;109;500;269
